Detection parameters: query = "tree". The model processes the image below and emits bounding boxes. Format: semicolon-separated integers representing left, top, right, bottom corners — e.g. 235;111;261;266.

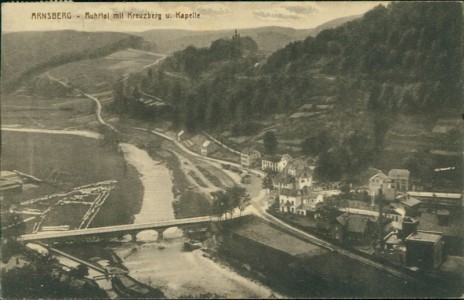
226;185;251;216
211;186;251;219
211;190;229;219
70;264;89;278
340;183;351;195
301;129;332;156
262;173;274;192
263;131;278;155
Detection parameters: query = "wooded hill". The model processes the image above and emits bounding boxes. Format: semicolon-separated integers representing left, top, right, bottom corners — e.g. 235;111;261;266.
120;2;462;128
114;2;462;187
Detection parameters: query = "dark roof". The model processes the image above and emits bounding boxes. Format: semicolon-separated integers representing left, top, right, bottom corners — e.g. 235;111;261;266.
241;147;260;156
280;188;299;197
262;155;281;163
346;214;369;234
337;213;372;234
418;212;464;237
406;231;442;243
400;196;421;207
273;173;295;185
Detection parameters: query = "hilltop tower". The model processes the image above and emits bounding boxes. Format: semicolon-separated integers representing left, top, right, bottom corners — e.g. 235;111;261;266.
232;29;240;40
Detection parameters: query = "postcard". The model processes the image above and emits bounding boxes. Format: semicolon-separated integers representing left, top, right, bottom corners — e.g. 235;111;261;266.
1;1;463;299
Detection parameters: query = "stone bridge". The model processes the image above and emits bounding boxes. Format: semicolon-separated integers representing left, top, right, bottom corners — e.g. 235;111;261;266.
20;214;251;243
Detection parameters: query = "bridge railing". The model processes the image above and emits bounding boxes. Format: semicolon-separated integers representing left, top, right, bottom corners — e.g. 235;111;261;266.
20;213;253;241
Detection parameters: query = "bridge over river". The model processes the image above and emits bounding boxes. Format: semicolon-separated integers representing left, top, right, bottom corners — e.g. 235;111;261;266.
20;214;250;242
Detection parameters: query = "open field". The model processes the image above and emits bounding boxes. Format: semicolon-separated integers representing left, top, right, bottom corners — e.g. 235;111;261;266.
47;49;163;94
1;94;96;129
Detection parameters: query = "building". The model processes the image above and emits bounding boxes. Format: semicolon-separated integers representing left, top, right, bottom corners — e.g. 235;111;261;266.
406;191;463;207
405;231;443;270
278;154;293;172
383;205;406;230
400;216;420;239
296;190;324;216
201;140;212;156
261;156;280;172
335;213;377;241
285;158;313;189
368;171;389;198
272;173;295;191
388;169;410;192
417;211;464;256
279;188;301;214
177;130;185;142
240;147;261;167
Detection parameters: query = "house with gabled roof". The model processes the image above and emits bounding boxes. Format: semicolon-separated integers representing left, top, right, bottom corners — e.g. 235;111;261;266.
201;140;212;156
279;188;301;214
240;147;261;167
261;155;280;172
388;169;410;192
272;173;295;191
278;154;293;172
285;158;313;189
369;171;390;198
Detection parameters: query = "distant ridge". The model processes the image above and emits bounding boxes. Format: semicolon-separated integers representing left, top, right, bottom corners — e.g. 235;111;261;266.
135;15;362;54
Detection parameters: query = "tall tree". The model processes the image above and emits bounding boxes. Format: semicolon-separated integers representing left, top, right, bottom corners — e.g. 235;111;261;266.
263;131;278;155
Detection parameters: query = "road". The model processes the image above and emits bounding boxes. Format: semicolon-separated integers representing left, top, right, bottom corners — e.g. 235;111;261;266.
47;52;418;286
20;214;251;242
45;72;117;132
128;128;419;284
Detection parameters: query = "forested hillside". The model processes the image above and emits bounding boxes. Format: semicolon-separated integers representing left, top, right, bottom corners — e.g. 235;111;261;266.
113;2;462;185
265;2;462;115
1;30;144;91
118;2;461;125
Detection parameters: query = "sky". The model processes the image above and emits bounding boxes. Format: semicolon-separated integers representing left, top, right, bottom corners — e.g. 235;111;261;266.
2;2;388;33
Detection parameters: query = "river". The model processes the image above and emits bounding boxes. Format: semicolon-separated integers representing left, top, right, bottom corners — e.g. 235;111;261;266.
2;127;278;298
117;142;278;298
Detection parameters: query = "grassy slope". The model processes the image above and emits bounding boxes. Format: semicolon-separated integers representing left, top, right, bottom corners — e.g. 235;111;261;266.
1;30;141;90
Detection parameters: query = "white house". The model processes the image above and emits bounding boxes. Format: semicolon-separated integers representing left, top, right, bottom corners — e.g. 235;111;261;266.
279;188;301;213
297;189;325;216
262;156;280;172
369;171;390;198
241;147;261;167
388;169;410;191
278;154;293;172
201;140;212;156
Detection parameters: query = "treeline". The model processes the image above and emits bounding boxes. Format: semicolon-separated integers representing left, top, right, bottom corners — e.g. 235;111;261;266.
118;2;461;136
265;2;462;115
164;36;258;80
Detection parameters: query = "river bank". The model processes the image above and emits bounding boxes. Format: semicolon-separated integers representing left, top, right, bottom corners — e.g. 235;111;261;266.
2;127;279;298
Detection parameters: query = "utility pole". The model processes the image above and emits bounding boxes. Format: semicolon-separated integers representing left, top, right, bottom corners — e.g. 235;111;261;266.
377;187;385;249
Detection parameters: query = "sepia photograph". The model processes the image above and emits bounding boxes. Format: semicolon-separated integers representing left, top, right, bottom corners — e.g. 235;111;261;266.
1;1;463;298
